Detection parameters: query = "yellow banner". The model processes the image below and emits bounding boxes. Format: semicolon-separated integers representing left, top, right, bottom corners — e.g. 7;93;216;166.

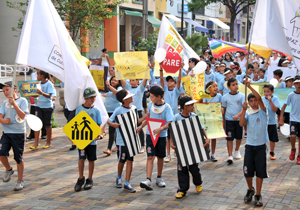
89;65;107;91
252;82;269;95
238;84;260;97
22;83;39;96
195;103;227;139
114;51;150;80
246;43;273;59
182;74;211;100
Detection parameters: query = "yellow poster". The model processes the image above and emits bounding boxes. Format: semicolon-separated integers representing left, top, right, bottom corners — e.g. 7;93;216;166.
238;84;260;96
89;65;106;90
182;74;211;100
114;51;150;80
195;103;227;139
22;82;39;97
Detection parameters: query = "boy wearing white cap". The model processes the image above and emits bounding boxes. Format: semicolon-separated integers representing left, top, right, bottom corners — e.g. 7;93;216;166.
218;68;233;95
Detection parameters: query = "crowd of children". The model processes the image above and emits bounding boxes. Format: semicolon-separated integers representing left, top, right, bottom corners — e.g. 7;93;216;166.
0;49;299;208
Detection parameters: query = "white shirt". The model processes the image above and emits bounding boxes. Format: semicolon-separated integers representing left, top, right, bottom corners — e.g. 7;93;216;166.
238;57;247;69
270;57;280;67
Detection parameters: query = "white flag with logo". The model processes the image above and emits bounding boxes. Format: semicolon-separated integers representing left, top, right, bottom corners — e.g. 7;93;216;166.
15;0;108;124
250;0;300;69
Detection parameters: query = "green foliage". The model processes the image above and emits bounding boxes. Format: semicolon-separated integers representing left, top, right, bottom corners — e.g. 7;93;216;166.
6;0;126;48
51;114;59;128
137;31;158;56
185;33;208;55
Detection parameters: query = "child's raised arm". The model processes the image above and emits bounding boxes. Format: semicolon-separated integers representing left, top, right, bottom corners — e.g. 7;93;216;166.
159;63;165;87
245;78;266;112
106;81;118;95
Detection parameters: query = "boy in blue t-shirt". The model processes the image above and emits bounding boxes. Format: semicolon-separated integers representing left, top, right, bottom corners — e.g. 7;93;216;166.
137;85;173;191
74;88;102;192
108;89;148;193
240;80;268;207
218;68;233;95
0;82;29;191
204;62;215;85
222;77;245;164
279;76;300;164
171;96;209;199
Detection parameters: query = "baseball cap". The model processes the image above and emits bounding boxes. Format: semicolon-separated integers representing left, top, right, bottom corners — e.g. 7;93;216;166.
132;41;136;44
282;60;289;64
0;81;17;89
83;87;97;98
285;76;294;82
166;76;176;83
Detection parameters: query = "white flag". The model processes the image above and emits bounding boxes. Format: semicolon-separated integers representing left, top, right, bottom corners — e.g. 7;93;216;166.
15;0;108;124
156;15;199;71
250;0;300;69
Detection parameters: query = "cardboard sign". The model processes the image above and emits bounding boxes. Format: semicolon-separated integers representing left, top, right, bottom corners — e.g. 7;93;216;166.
63;111;101;150
22;82;39;96
146;118;166;147
89;65;108;92
161;52;182;74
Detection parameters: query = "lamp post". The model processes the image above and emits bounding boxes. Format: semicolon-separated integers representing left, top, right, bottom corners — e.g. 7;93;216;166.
180;0;184;38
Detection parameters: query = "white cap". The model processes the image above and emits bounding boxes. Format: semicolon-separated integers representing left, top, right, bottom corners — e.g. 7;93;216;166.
223;70;231;75
293;79;300;84
185;100;197;105
282;60;289;64
123;93;135;100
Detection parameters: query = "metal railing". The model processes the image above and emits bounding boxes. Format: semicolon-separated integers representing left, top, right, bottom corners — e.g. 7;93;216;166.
0;64;30;81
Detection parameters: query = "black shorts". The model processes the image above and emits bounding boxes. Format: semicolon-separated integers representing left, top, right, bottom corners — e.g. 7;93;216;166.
290;121;300;137
78;145;97;161
36;107;53;126
64;109;76;123
284;112;290;124
142;91;148;109
117;145;133;163
243;144;268;179
225;120;243;141
146;134;167;158
0;133;25;164
268;125;279;142
167;129;170;140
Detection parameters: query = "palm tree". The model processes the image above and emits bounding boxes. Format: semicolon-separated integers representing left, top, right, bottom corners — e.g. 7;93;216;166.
185;33;208;55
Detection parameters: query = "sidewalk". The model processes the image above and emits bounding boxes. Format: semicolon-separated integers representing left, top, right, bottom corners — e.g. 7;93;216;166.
0;125;299;210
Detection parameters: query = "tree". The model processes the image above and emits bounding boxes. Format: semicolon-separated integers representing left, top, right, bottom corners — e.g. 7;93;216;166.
185;33;208;55
137;31;158;56
6;0;125;48
188;0;256;42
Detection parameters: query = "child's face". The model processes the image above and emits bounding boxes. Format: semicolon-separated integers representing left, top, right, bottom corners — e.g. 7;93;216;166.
253;70;260;78
225;72;233;80
286;80;293;88
36;69;42;81
228;80;239;92
253;63;259;68
85;96;96;105
150;93;161;104
282;63;288;67
209;82;218;95
211;58;215;63
109;68;115;76
294;82;300;91
263;88;273;97
247;68;253;75
130;79;138;87
184;103;195;112
219;66;225;73
259;71;265;78
232;69;238;77
123;92;134;104
248;97;259;110
215;66;219;72
167;79;176;89
110;77;119;87
2;86;14;98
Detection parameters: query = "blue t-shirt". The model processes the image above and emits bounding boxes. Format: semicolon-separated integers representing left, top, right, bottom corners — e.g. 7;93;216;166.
285;91;300;122
0;97;29;133
262;96;280;125
222;92;245;121
173;112;203;129
245;109;269;146
37;80;54;108
239;73;254;83
164;85;181;115
204;72;215;84
104;87;122;113
109;105;138;146
146;102;173;137
251;79;264;83
279;82;286;88
215;73;225;84
203;93;222;103
75;105;102;145
125;83;145;111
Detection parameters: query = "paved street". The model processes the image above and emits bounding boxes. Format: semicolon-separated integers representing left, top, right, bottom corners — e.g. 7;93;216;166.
0;84;299;210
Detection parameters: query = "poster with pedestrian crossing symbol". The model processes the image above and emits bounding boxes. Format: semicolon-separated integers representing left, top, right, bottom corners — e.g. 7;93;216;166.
169;116;210;167
63;111;101;150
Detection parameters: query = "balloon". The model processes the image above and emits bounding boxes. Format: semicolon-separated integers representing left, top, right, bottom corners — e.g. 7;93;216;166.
269;78;278;87
154;48;167;63
26;114;43;131
193;61;207;75
280;123;290;136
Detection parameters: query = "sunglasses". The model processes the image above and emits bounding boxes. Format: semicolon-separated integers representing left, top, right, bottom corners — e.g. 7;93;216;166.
189;60;192;63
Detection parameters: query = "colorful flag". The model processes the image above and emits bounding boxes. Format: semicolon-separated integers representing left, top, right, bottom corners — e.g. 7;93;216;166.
209;39;247;58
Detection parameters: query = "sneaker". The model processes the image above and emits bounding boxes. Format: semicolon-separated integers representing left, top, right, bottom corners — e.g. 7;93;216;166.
69;145;76;151
84;178;93;190
254;194;263;206
74;177;85;192
139;146;145;154
233;151;242;159
195;185;203;192
270;153;276;160
297;156;300;165
164;154;171;163
140;179;153;191
175;191;186;199
14;181;24;191
244;131;247;137
116;177;122;188
290;149;296;161
244;188;255;203
26;136;33;140
156;177;166;187
3;168;14;182
211;154;218;162
227;156;233;165
41;136;46;139
124;184;136;193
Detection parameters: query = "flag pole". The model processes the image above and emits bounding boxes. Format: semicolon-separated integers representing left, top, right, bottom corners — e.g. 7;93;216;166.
8;63;17;118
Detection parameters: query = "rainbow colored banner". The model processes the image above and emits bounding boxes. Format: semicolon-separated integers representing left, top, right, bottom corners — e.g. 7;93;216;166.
209;39;247;58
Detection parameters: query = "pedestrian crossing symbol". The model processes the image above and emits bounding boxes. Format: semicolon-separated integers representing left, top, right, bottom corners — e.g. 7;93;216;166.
63;111;101;150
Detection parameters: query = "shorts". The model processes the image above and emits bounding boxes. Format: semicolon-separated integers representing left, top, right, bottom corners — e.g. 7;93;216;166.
290;121;300;137
64;109;76;123
142;91;148;109
146;134;166;158
225;120;243;141
36;107;53;126
78;145;97;161
117;145;133;163
167;129;170;140
268;125;279;142
243;144;268;179
0;133;25;164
